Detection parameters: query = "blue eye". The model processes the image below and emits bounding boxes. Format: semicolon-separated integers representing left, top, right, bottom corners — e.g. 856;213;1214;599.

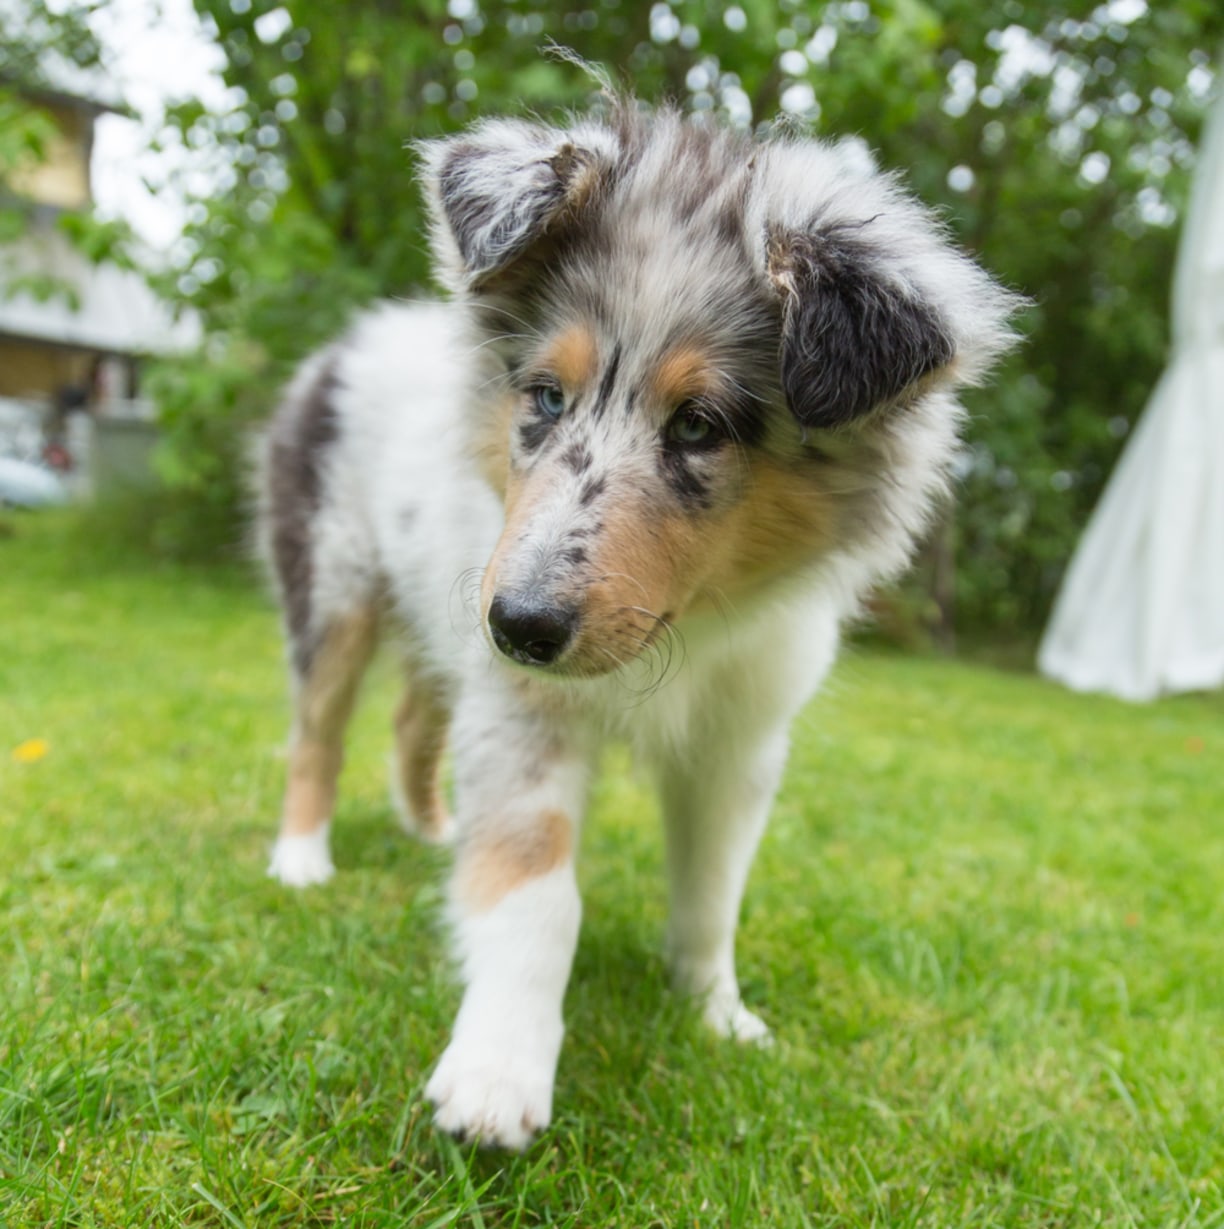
533;384;566;420
666;405;716;446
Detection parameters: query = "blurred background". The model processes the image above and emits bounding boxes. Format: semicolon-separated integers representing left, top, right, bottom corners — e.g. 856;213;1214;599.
2;0;1221;652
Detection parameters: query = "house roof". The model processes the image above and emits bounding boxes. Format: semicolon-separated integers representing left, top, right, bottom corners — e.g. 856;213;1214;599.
0;224;199;355
23;48;133;117
13;77;134;119
0;53;134;118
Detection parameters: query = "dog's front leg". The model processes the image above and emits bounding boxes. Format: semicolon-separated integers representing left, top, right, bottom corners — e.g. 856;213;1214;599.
425;687;590;1150
658;724;792;1044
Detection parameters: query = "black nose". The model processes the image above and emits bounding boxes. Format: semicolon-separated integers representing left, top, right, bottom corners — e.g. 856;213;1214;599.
487;595;577;666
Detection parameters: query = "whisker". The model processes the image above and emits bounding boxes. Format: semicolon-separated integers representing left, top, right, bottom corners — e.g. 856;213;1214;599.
465;301;540;334
448;566;486;639
593;571;651;603
699;586;738;649
715;368;770;406
606;603;685;702
592;642;635;680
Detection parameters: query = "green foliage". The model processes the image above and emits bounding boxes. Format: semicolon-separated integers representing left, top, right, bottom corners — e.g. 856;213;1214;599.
0;89;57;257
55;207;137;267
0;0;102;84
0;3;136;305
0;87;56;175
147;0;1221;635
2;516;1223;1224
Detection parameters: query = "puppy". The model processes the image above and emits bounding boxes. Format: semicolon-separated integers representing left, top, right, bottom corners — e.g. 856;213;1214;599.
259;100;1017;1149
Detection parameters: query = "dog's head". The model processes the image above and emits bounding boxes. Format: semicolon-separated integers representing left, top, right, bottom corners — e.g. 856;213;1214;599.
419;106;1018;677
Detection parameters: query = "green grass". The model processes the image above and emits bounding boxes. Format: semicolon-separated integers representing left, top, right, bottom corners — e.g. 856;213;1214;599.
1;511;1222;1228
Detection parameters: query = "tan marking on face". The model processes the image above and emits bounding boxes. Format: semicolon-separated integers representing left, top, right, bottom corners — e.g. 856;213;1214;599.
479;334;839;675
546;323;598;391
569;497;706;672
480;462;550;617
470;390;515;499
456;809;573;911
699;456;839;596
649;346;718;411
479;325;595;615
571;454;840;661
528;344;720;669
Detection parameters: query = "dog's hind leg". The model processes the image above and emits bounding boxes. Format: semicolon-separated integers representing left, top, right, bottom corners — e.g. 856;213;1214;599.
268;604;379;887
390;661;454;845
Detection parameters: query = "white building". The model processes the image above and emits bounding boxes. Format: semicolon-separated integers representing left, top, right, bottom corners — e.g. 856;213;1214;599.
0;62;197;494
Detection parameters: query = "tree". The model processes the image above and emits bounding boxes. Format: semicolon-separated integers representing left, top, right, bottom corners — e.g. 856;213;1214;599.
148;0;1221;637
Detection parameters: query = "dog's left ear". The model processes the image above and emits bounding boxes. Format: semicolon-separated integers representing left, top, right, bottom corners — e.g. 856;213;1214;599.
767;222;956;430
418;120;614;290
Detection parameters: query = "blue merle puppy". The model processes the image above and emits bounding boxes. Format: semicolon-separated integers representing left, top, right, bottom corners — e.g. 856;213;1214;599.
259;100;1018;1149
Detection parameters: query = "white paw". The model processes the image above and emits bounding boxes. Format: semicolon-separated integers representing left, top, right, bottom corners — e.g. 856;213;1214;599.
425;1036;556;1150
267;828;334;887
702;995;773;1046
388;756;455;846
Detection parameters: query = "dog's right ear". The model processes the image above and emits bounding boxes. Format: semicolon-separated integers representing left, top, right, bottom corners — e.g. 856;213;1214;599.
417;120;613;290
767;222;956;430
756;138;1022;430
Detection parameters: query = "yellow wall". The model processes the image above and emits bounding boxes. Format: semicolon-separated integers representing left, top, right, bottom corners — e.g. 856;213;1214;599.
0;338;93;400
8;102;92;210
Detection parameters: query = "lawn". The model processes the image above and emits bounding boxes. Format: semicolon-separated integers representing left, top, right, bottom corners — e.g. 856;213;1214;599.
1;512;1222;1228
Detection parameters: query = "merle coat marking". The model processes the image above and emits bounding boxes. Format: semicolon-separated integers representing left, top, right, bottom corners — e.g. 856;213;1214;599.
259;101;1018;1150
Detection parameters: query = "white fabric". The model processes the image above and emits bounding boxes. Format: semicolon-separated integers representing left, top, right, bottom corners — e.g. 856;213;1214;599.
1039;73;1224;701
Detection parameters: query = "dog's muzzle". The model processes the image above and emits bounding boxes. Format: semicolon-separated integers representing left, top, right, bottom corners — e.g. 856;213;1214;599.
487;594;578;667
